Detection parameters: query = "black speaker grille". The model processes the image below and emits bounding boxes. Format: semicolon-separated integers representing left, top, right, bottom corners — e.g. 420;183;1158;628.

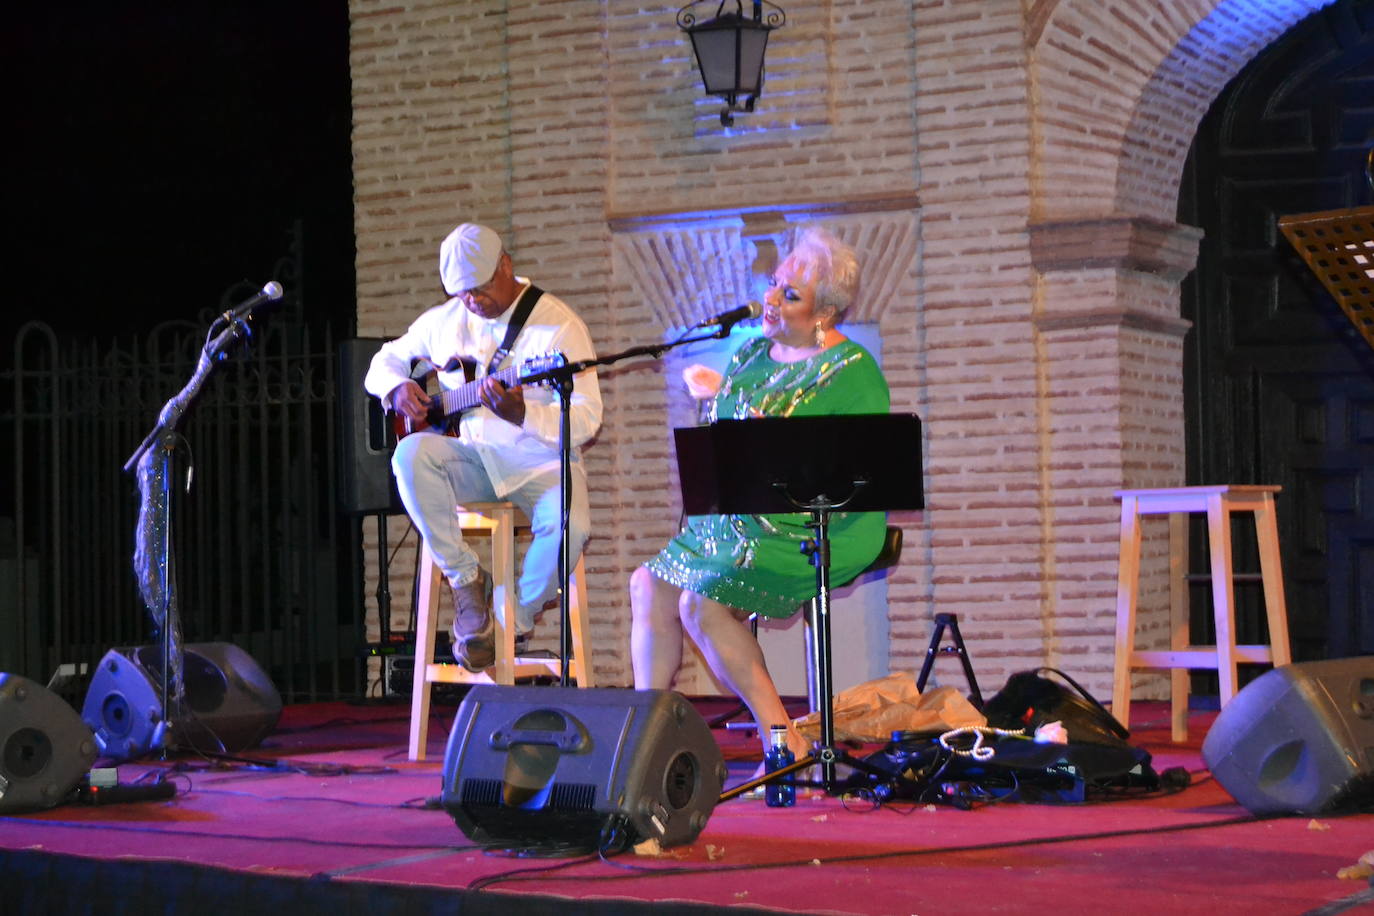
664;751;698;809
3;728;52;779
460;777;503;807
1327;771;1374;813
459;777;596;812
550;782;596;811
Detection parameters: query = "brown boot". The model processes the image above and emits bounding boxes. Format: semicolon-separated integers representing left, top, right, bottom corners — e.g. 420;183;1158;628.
449;568;494;672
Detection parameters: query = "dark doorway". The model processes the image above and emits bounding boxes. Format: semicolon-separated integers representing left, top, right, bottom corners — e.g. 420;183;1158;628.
1178;0;1374;664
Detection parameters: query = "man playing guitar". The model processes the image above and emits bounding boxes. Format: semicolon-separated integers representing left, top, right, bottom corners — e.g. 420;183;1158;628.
364;223;603;671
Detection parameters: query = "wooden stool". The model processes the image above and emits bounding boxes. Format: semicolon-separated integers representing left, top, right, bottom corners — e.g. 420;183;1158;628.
1111;485;1292;741
407;501;592;761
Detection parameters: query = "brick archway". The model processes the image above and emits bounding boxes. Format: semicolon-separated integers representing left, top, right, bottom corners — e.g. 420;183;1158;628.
1022;0;1336;691
1031;0;1335;223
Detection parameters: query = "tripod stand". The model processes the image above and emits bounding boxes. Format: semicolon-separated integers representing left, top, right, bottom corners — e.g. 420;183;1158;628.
672;414;924;799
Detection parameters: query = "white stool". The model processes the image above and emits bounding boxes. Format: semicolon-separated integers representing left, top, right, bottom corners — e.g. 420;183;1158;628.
1111;485;1291;741
407;501;592;761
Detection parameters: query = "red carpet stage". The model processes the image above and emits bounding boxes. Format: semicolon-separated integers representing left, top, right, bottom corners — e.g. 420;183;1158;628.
3;696;1372;916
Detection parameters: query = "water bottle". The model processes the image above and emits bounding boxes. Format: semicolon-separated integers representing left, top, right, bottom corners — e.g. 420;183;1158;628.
764;725;796;807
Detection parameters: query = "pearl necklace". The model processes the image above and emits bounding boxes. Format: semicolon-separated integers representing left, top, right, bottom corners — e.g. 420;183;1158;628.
938;725;1027;760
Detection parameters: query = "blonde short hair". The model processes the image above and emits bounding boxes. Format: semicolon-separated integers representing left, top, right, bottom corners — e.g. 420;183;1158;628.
784;227;860;323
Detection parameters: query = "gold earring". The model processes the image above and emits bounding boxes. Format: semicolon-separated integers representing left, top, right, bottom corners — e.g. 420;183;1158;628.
814;323;825;347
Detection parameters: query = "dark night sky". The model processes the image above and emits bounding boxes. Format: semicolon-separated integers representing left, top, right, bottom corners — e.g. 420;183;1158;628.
8;1;357;351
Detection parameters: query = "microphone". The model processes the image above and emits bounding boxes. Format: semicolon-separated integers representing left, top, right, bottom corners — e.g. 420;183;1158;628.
692;300;763;330
226;281;285;320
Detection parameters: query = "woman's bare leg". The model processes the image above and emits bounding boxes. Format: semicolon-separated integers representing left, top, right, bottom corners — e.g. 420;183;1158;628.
678;592;810;758
629;566;684;690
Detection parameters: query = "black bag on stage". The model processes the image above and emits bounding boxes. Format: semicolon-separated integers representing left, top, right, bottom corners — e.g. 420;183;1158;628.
845;669;1169;805
981;667;1150;781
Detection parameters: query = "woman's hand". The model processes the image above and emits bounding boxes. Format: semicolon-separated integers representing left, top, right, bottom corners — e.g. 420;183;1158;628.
683;364;723;400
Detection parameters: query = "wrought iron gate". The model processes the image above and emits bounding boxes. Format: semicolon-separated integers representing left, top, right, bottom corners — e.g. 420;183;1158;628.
2;316;362;702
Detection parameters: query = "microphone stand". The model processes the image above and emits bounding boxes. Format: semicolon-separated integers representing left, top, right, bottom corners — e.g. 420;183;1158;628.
528;319;749;686
122;308;267;758
715;483;908;799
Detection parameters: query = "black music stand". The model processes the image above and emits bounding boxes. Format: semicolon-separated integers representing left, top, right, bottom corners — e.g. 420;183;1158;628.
674;414;924;798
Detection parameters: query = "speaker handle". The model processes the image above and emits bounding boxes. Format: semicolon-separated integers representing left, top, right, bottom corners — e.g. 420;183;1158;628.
490;722;585;752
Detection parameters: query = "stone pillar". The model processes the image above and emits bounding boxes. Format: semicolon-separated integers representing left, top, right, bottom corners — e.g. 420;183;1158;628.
1029;216;1202;693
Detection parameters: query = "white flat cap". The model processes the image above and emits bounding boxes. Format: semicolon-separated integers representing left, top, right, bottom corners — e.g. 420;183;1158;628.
439;223;502;295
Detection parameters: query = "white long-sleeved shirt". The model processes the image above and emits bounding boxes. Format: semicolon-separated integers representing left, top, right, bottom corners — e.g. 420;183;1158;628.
363;279;603;496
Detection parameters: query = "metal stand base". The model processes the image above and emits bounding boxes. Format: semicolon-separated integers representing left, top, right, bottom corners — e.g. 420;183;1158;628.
718;745;915;802
719;497;894;801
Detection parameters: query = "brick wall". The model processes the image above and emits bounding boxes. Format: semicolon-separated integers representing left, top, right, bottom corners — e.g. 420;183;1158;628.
346;0;1330;700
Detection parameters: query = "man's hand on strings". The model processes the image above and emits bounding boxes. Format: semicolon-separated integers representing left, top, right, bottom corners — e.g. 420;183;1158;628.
480;377;526;427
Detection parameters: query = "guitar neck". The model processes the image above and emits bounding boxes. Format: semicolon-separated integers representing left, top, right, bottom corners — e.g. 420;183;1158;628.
433;364;522;421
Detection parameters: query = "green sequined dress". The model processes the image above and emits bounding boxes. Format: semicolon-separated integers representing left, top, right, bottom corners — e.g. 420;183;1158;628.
646;336;891;618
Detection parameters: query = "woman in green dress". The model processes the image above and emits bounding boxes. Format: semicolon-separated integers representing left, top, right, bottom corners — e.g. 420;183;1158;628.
630;227;891;761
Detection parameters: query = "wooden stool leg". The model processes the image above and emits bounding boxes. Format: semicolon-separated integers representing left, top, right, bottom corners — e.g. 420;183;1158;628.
407;504;594;703
566;555;594;687
1112;494;1143;728
1254;494;1292;667
1168;512;1190;742
1206;494;1240;706
489;504;518;686
408;543;444;762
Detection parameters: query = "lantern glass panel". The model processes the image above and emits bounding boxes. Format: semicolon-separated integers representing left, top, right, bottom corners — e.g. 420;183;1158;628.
689;18;769;97
736;30;768;94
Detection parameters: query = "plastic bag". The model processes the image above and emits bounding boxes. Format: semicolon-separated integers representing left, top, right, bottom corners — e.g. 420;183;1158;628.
792;672;985;743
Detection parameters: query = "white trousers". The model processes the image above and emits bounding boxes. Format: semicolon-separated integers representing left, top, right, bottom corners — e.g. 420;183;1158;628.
390;433;589;635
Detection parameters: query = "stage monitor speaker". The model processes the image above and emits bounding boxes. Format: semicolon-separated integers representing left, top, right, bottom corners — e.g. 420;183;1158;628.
81;643;282;761
337;337;404;516
1202;657;1374;816
441;686;726;854
0;674;97;813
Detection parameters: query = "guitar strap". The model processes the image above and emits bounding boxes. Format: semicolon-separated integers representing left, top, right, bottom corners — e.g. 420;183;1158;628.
484;283;544;377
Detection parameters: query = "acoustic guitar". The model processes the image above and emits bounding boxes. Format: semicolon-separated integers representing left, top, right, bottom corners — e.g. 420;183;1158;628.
389;351;567;438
